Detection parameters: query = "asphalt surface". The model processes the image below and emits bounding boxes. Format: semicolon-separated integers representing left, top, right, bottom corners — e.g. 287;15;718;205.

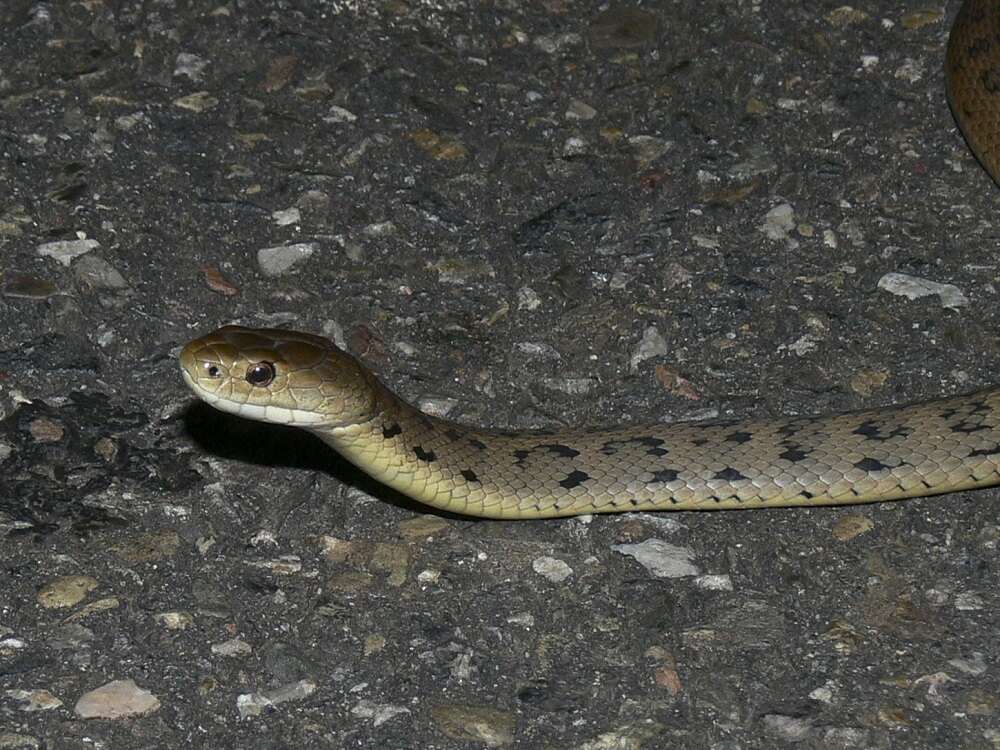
1;1;999;748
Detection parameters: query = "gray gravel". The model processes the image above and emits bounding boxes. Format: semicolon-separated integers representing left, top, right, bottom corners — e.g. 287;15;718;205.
2;1;998;748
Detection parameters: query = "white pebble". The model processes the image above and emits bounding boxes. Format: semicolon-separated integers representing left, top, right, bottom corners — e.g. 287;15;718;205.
532;556;573;582
612;539;699;578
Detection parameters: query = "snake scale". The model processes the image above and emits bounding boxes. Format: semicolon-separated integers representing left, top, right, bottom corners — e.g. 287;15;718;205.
180;0;1000;519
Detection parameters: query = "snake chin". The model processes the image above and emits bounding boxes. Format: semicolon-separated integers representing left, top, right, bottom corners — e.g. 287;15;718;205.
216;397;330;426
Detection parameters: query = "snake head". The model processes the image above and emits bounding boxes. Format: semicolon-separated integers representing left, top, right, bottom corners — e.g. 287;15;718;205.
178;325;378;428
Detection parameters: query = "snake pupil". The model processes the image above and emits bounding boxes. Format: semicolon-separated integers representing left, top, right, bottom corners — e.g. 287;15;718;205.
205;364;220;378
247;361;276;387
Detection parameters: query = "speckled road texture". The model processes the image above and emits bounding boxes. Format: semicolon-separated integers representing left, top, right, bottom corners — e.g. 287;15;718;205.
1;1;998;748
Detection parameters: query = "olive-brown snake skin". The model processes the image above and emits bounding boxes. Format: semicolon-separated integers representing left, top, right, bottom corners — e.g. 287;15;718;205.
180;1;1000;519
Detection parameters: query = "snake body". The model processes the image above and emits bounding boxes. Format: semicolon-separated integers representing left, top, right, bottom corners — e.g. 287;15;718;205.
179;1;1000;519
179;327;1000;519
946;0;1000;181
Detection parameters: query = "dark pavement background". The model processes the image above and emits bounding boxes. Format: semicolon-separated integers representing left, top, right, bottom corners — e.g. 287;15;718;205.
1;1;998;748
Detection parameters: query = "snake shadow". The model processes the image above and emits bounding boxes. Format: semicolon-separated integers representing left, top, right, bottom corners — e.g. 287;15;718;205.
180;401;474;520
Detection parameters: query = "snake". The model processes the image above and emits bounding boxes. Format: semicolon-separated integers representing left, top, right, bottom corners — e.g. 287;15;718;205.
179;0;1000;519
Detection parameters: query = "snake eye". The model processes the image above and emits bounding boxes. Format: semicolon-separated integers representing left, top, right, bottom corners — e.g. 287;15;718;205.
246;361;276;387
204;363;221;378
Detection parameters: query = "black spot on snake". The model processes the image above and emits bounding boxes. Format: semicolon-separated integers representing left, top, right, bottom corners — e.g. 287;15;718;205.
513;444;581;465
539;443;581;458
983;68;1000;94
952;420;990;434
413;446;437;462
468;438;488;450
779;446;810;462
939;400;990;420
638;436;668;456
713;467;747;482
853;421;910;442
461;469;480;483
725;431;752;444
382;423;402;439
968;400;991;414
968;444;1000;457
600;436;668;456
444;428;462;441
777;418;820;439
559;470;590;489
776;422;799;439
962;32;987;57
650;468;680;483
855;457;890;472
